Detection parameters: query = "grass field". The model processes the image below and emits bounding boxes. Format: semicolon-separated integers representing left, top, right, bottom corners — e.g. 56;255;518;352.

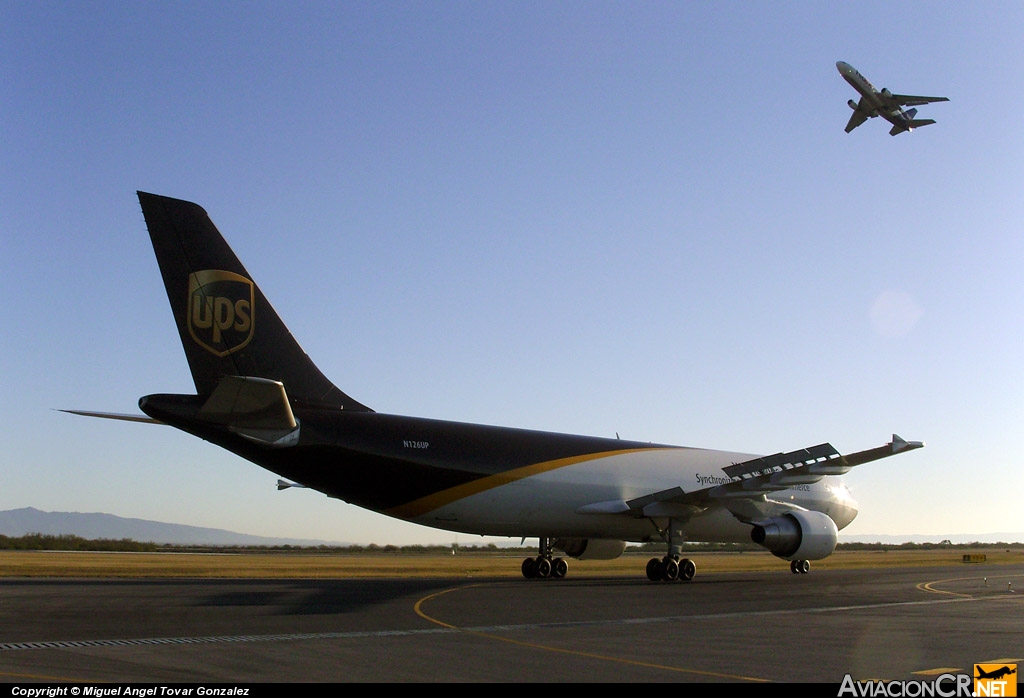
1;548;1021;578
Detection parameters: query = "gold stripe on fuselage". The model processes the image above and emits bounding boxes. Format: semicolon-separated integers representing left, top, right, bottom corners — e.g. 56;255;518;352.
386;447;674;519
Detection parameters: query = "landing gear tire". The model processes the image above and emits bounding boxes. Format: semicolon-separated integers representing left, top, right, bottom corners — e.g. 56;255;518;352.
535;556;552;578
523;538;565;580
661;557;680;582
522;557;537;578
646;556;697;582
649;517;698;583
790;559;810;574
552;557;568;579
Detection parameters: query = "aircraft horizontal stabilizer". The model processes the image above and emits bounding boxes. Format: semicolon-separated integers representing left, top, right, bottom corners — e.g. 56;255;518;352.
58;409;161;424
890;118;936;136
197;375;300;447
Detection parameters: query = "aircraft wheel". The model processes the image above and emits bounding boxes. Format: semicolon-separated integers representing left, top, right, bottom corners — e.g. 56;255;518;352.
791;560;800;574
522;557;537;579
799;559;810;574
535;556;552;579
661;557;680;582
552;557;568;579
646;558;662;581
680;558;696;582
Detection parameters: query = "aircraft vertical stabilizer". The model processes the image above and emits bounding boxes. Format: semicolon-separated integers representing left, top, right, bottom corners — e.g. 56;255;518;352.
137;192;372;411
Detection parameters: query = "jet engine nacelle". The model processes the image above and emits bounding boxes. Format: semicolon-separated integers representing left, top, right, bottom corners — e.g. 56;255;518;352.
553;538;627;560
750;510;838;561
881;88;892;99
848;99;859;111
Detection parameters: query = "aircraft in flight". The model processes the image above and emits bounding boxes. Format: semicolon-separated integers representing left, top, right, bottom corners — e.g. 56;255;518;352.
68;193;924;582
837;61;948;136
975;666;1016;681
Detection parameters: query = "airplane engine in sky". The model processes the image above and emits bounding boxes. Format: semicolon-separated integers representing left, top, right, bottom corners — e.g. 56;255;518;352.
848;99;859;110
750;510;838;561
553;538;627;560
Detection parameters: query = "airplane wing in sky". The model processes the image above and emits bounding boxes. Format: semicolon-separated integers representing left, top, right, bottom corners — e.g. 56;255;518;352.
845;107;870;133
891;94;949;107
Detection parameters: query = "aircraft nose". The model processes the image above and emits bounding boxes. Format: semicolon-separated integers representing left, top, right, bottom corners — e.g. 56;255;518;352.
827;482;859;529
836;61;850;74
834;492;859;529
834;500;858;530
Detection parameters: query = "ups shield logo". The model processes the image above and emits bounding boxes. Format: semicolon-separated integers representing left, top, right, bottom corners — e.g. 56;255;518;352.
187;270;254;357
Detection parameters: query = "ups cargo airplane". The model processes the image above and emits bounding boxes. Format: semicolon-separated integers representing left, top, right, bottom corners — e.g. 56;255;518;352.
68;193;924;582
837;61;948;136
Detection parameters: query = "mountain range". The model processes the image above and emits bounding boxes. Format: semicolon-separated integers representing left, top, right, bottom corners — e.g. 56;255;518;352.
0;507;344;546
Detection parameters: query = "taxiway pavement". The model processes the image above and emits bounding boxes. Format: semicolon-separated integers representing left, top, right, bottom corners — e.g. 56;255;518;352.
0;563;1021;682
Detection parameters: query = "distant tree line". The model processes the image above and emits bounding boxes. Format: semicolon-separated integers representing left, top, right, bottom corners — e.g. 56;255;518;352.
623;541;1024;552
0;534;159;552
835;540;1023;551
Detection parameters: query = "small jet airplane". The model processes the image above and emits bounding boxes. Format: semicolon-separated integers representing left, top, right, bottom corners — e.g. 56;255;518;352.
837;61;948;136
67;193;924;582
975;666;1017;681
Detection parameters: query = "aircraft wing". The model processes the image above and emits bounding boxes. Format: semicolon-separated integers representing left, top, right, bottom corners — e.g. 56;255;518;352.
845;106;870;133
701;434;922;500
891;94;949;107
582;435;923;521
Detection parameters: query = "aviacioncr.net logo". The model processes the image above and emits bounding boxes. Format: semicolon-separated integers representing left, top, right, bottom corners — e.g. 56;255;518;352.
187;270;254;357
975;664;1017;697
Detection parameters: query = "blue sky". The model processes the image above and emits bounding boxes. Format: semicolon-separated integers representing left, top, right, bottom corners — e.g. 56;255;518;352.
2;2;1021;544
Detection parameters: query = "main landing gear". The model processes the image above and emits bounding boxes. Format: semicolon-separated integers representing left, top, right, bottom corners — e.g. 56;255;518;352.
521;537;568;579
647;517;697;583
790;559;810;574
646;555;696;582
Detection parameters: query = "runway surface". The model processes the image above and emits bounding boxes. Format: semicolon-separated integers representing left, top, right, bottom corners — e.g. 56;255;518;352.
0;562;1021;683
